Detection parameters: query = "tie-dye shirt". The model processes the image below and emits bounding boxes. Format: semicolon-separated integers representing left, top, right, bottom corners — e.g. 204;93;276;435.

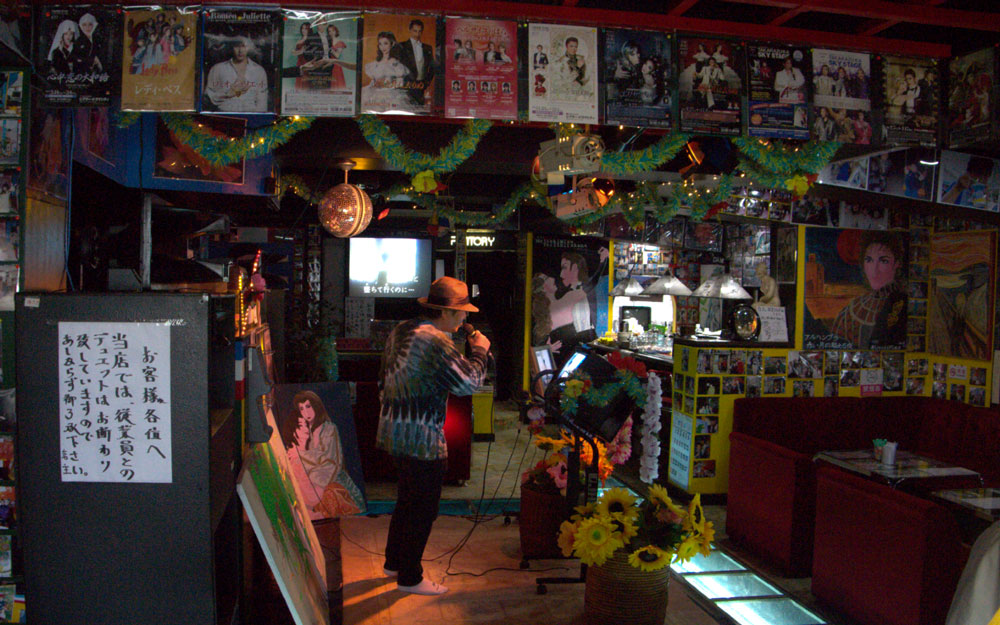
377;319;488;460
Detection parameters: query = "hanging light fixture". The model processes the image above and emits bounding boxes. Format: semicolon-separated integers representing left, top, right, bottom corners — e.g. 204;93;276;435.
642;270;692;296
318;159;373;237
691;273;753;300
610;276;645;296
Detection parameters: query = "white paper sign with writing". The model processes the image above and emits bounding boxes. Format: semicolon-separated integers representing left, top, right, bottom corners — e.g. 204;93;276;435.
58;322;172;483
757;306;789;342
860;368;884;397
668;409;693;490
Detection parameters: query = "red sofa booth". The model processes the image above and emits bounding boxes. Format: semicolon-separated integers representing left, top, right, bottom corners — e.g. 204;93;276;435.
726;396;1000;578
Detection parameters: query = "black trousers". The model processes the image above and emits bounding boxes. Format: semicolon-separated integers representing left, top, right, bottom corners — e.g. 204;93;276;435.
384;455;446;586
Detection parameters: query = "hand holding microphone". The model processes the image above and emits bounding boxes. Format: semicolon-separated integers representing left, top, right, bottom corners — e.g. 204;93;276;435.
462;322;491;353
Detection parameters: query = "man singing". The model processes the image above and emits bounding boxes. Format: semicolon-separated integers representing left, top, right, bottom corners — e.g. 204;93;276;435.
204;36;268;112
377;277;490;595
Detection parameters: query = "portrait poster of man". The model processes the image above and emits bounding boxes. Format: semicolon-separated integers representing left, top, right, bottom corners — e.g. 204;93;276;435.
443;17;517;120
927;231;995;361
603;28;672;129
677;36;743;135
882;55;939;146
201;8;280;115
154;114;245;184
121;8;198;111
947;48;995;149
530;236;609;368
747;44;809;140
811;48;872;145
272;382;367;520
803;228;908;351
936;149;1000;212
360;13;438;116
35;6;121;107
528;23;598;124
281;13;358;117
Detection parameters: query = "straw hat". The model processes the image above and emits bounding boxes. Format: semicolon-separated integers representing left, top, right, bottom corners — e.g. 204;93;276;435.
418;276;479;312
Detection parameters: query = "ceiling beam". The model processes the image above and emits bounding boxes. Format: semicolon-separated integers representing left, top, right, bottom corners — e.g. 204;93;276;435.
666;0;704;16
66;0;952;56
721;0;1000;33
856;0;947;36
769;6;808;26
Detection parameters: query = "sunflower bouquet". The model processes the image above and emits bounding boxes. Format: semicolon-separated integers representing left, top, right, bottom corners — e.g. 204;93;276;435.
557;484;715;571
521;425;631;497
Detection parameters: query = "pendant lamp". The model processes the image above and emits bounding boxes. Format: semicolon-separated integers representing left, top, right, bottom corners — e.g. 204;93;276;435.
610;276;645;296
318;159;373;238
642;271;693;296
691;273;752;300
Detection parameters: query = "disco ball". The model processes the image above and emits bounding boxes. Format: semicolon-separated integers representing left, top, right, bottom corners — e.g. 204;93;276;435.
318;182;373;238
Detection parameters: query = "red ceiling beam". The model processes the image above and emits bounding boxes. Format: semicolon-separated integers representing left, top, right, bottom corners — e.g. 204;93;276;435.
666;0;704;16
857;0;947;37
769;6;808;26
57;0;952;56
722;0;1000;33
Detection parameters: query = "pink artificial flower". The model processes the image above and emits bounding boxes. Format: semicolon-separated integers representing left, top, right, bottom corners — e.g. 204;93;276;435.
547;462;568;489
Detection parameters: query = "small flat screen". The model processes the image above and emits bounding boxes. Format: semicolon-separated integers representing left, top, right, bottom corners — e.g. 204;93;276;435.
348;237;432;298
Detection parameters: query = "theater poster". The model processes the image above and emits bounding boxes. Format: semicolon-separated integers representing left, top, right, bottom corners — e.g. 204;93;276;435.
121;8;198;111
360;13;438;116
947;47;997;149
882;55;938;146
677;36;743;135
444;17;517;120
603;28;672;129
35;6;121;107
811;48;872;144
528;23;598;124
281;13;358;117
201;8;280;114
928;231;995;361
747;44;808;140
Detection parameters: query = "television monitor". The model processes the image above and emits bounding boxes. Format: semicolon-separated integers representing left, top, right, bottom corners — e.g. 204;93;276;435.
348;237;432;298
530;345;556;397
553;346;634;442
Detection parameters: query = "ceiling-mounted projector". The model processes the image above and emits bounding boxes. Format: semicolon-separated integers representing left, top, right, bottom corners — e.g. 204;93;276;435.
536;134;604;177
553;187;599;220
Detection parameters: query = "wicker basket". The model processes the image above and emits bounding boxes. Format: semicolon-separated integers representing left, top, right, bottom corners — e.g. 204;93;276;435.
584;551;670;625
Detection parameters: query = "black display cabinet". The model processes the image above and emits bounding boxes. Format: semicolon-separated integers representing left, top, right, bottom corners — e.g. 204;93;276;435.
15;293;241;625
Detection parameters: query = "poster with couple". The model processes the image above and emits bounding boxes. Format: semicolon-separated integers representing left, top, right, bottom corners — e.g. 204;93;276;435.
201;8;281;115
35;6;121;107
803;228;908;351
947;48;996;149
272;382;367;521
882;55;939;146
603;28;673;129
747;44;809;140
528;23;599;124
811;48;872;144
281;13;359;117
360;13;438;116
120;7;199;111
530;236;609;368
444;17;518;120
677;36;743;135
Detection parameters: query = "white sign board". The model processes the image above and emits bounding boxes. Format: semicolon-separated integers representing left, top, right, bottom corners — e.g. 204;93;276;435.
58;322;172;483
758;306;788;343
668;409;693;490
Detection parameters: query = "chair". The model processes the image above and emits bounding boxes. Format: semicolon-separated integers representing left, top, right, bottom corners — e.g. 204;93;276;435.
946;520;1000;625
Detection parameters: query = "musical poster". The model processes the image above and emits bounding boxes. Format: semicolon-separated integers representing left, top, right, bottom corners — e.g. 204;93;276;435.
747;43;808;140
121;8;197;111
444;17;517;120
603;28;672;129
811;48;872;144
947;47;996;149
35;6;121;107
57;322;173;483
677;36;743;135
281;13;358;117
360;13;438;116
882;55;938;146
528;23;598;124
201;8;280;114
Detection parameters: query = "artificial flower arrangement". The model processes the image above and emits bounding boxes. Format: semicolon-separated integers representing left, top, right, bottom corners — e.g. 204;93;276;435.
521;422;632;497
558;485;715;571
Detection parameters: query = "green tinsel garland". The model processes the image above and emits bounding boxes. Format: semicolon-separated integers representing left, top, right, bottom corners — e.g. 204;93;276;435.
374;179;547;227
277;174;326;205
161;113;315;167
732;137;841;176
560;370;646;420
114;110;141;128
601;132;692;175
356;114;493;175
